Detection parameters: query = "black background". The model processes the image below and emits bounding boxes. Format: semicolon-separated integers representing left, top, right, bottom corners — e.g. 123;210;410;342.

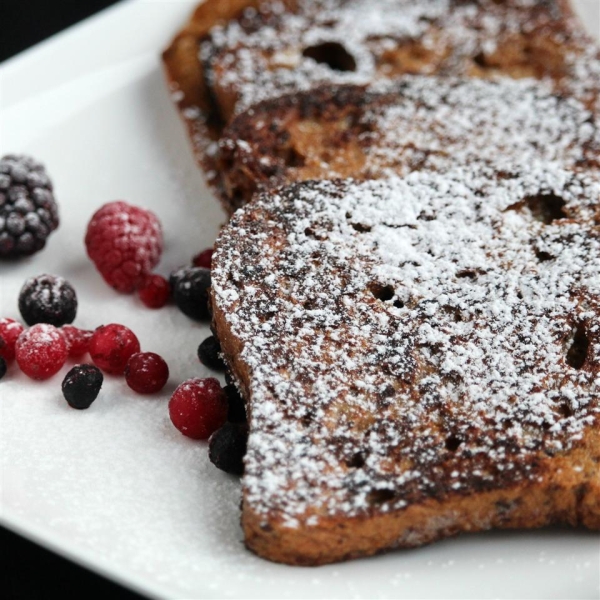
2;2;146;598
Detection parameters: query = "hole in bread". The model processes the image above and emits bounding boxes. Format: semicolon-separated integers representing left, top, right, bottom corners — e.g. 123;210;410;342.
393;299;404;309
566;323;589;370
456;270;477;280
507;193;568;224
369;283;395;302
472;51;488;68
351;222;372;233
347;452;366;469
302;42;357;72
559;402;573;418
535;250;554;262
445;435;462;452
280;146;306;168
367;488;396;505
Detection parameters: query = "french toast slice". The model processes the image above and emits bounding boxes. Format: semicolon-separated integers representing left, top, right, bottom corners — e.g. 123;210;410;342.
162;0;600;177
216;76;600;213
211;166;600;565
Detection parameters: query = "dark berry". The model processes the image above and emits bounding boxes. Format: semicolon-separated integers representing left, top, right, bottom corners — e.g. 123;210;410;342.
168;378;227;439
198;336;225;370
15;323;68;380
89;324;140;375
18;274;77;326
85;201;163;293
61;364;103;409
0;356;6;380
125;352;169;394
138;274;170;309
224;384;247;423
171;266;211;321
0;317;25;361
62;325;93;357
208;422;248;475
0;154;59;258
192;248;213;269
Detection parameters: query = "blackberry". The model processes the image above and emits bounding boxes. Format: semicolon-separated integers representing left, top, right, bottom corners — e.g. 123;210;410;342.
208;422;248;475
61;364;103;409
0;356;6;380
224;383;247;423
171;266;211;321
0;154;59;258
19;274;77;327
198;335;225;370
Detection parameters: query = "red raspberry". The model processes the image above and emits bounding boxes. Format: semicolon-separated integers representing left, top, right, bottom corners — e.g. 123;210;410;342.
15;323;68;380
0;317;25;361
138;274;170;309
125;352;169;394
85;201;163;293
169;378;228;439
62;325;93;357
192;248;213;270
89;324;140;375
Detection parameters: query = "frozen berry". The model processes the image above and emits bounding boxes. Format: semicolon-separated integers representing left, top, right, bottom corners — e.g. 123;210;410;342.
15;323;68;380
18;274;77;326
85;201;163;293
61;364;103;409
0;356;6;380
224;384;247;423
169;378;227;439
138;274;170;309
192;248;213;269
89;324;140;375
0;154;59;258
0;317;25;361
125;352;169;394
62;325;93;357
198;336;225;370
208;422;248;475
171;266;211;321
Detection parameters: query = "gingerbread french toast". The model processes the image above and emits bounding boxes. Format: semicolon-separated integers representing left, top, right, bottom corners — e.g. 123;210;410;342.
215;76;600;213
211;165;600;565
162;0;600;184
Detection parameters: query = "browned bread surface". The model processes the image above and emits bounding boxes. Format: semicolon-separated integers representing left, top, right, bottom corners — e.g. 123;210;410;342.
162;0;600;185
211;166;600;565
216;77;600;213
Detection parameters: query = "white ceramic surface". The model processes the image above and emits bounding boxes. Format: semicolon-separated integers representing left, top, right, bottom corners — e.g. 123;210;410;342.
1;1;599;598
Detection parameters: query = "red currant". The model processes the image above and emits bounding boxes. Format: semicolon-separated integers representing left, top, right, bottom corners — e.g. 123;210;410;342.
0;318;25;361
125;352;169;394
138;274;170;309
89;324;140;375
15;323;68;380
169;378;227;439
192;248;213;270
62;325;93;357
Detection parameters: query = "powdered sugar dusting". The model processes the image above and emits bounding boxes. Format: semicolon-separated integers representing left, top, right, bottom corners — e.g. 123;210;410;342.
212;165;600;525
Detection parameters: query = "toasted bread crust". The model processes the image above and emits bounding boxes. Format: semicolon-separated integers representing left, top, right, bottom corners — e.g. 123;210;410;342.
211;168;600;565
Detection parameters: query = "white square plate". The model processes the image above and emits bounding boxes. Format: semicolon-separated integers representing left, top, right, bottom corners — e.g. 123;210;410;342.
1;1;599;598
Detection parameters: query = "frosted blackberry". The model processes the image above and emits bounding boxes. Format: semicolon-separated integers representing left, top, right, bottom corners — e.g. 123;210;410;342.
0;154;59;258
208;423;248;475
171;266;211;321
61;364;103;409
198;335;225;370
18;274;77;327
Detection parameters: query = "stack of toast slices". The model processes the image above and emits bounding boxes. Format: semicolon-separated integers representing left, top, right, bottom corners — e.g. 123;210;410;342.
163;0;600;565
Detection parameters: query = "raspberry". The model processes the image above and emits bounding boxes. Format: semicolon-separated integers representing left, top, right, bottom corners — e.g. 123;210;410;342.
170;266;211;321
0;154;59;258
62;364;103;409
208;422;248;475
89;324;140;375
15;323;68;380
0;317;25;361
85;201;163;293
138;274;170;309
62;325;93;357
192;248;213;269
168;378;228;439
0;356;6;380
224;383;247;423
198;335;225;370
18;274;77;327
125;352;169;394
